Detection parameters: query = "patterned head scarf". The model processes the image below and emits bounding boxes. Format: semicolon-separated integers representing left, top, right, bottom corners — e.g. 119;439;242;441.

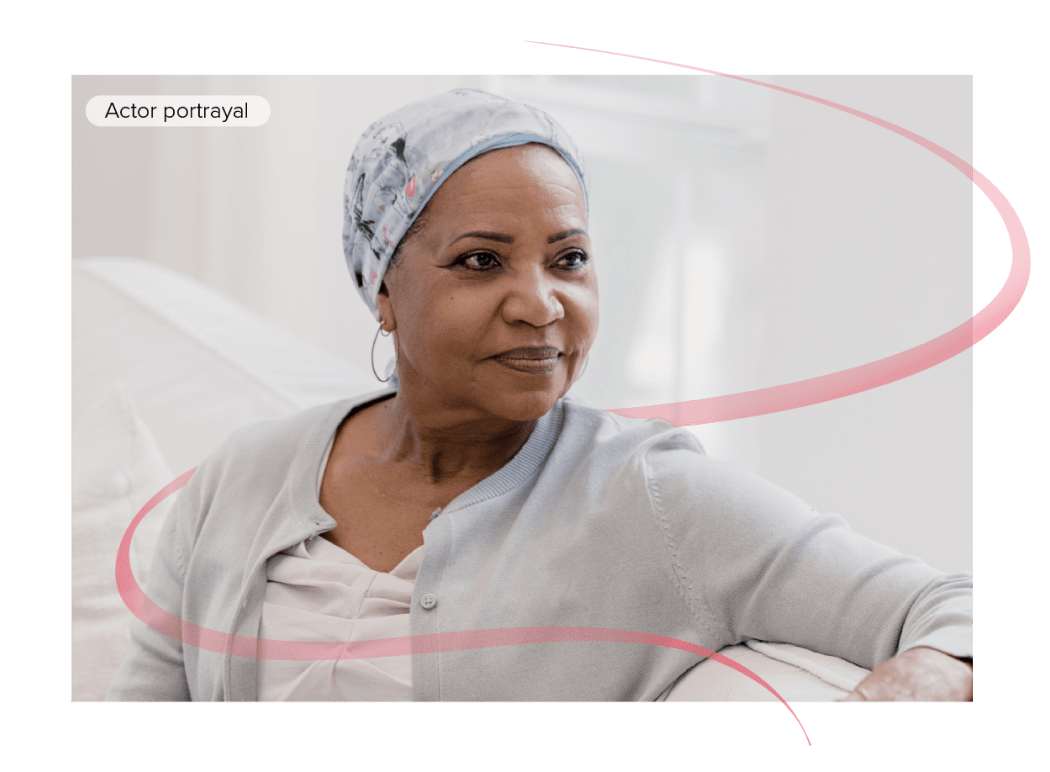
343;88;589;320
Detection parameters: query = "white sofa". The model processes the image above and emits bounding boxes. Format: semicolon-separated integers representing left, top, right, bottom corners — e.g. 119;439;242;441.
71;256;869;701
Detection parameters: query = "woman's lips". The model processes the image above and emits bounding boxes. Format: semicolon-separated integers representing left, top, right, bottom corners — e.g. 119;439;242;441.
491;347;561;374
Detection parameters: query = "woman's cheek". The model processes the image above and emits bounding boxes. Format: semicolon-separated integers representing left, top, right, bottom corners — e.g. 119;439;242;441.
567;286;600;351
422;302;481;368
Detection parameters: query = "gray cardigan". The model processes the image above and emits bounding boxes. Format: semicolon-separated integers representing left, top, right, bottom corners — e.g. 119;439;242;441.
108;388;972;701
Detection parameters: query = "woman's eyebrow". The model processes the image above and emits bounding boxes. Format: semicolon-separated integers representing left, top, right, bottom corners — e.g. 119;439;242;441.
452;230;515;244
548;228;587;243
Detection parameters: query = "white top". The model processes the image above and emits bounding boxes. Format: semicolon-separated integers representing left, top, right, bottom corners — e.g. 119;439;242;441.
257;434;422;701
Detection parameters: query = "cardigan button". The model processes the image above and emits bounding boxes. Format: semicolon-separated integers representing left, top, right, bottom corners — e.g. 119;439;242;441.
420;593;438;610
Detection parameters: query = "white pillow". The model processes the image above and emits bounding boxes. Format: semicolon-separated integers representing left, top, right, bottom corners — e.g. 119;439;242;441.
664;640;870;701
73;257;375;475
72;383;173;701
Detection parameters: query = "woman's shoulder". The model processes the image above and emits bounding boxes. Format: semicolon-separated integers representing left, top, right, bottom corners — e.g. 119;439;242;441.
557;391;707;462
556;391;817;520
195;388;394;486
211;402;338;462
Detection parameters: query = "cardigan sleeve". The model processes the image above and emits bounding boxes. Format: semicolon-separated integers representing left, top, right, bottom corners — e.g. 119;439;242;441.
644;443;972;671
106;469;199;701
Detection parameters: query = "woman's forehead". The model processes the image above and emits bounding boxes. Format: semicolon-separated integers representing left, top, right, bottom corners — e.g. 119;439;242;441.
427;145;587;226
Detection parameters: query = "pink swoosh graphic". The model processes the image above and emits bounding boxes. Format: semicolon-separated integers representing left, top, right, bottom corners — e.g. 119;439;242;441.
114;59;1027;745
116;469;810;744
524;42;1030;426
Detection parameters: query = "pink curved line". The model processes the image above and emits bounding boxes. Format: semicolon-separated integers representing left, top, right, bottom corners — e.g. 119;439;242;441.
112;61;1021;744
524;41;1031;426
116;469;810;744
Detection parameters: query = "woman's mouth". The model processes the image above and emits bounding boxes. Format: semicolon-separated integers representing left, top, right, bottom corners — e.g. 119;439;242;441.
491;347;561;374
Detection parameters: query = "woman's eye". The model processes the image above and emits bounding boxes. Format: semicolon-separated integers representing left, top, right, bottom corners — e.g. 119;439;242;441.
557;250;589;270
458;251;500;270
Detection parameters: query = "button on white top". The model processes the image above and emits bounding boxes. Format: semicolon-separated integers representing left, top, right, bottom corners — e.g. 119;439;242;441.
420;593;438;609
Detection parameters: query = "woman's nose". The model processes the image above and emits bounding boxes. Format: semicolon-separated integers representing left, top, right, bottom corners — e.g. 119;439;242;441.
501;267;565;328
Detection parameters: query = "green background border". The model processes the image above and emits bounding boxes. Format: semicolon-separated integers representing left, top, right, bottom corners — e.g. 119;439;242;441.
51;3;1041;768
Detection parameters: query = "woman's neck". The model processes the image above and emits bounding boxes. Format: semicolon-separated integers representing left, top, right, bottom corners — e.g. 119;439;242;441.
367;389;537;485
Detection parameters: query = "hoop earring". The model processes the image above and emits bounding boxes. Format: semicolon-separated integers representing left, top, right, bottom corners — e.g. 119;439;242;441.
371;321;395;382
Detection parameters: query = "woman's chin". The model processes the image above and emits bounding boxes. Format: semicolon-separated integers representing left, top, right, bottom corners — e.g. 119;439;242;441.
488;393;561;423
468;380;567;422
480;365;571;421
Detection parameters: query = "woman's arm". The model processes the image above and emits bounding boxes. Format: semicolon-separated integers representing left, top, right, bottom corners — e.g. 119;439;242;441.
106;473;196;701
646;445;973;694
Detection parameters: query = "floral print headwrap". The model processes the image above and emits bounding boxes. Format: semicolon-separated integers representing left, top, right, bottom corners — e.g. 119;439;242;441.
343;88;589;320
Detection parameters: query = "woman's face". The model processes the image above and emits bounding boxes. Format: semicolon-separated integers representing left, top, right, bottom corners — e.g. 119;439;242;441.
378;143;598;424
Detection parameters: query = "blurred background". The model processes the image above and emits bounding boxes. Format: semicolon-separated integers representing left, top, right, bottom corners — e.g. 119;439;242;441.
72;75;972;572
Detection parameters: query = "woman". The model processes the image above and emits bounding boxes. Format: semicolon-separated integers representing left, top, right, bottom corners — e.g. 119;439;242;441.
109;89;972;701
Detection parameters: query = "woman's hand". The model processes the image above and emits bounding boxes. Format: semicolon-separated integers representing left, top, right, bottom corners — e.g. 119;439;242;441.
842;646;972;701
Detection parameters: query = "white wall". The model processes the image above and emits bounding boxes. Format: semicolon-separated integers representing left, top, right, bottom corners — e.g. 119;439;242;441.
756;77;972;572
72;75;972;572
73;75;487;371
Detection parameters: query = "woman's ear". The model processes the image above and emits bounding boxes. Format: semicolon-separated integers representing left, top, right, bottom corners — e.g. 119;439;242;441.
376;284;396;333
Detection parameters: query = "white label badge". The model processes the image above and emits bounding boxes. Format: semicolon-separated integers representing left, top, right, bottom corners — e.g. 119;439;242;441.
85;96;271;127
